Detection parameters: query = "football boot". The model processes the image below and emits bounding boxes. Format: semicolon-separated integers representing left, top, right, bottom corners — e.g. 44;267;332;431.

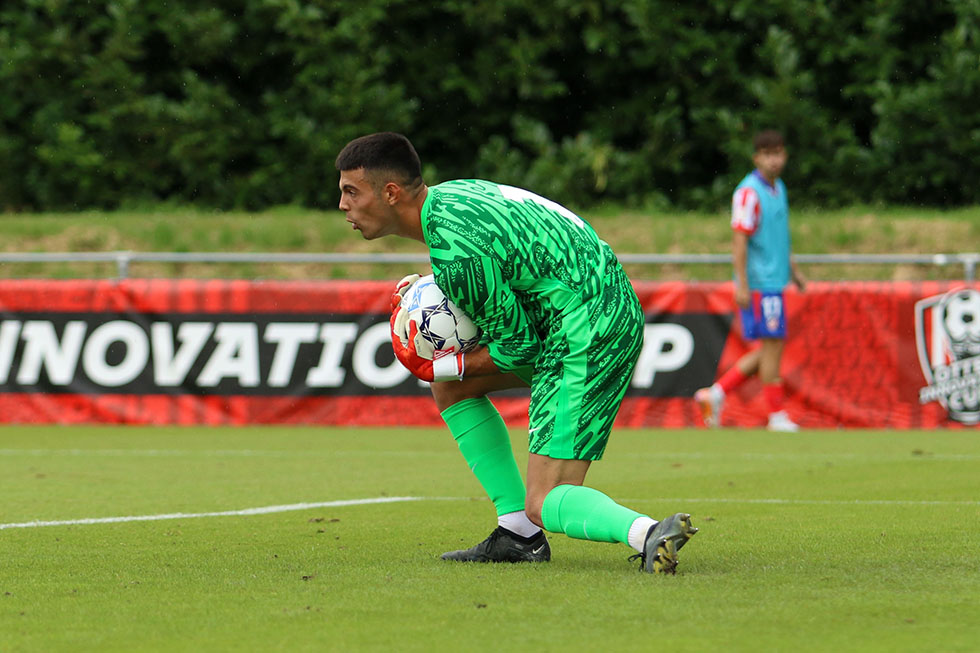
767;410;800;432
694;387;723;428
441;527;551;563
630;513;698;574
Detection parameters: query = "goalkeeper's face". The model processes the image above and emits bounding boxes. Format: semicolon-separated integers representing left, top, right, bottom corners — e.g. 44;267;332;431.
338;168;399;240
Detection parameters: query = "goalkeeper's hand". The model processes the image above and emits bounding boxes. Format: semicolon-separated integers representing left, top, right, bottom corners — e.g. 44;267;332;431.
390;273;421;311
389;272;424;356
390;310;465;383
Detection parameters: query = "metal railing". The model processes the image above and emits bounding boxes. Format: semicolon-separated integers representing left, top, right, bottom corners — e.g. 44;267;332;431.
0;251;976;280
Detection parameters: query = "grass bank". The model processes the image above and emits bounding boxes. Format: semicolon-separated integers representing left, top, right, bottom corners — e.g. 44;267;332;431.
1;204;978;280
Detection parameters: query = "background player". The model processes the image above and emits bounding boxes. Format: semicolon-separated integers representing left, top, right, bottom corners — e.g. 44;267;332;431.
695;130;806;432
336;132;697;574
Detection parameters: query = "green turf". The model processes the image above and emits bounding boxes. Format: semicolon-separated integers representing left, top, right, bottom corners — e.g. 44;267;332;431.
1;426;978;651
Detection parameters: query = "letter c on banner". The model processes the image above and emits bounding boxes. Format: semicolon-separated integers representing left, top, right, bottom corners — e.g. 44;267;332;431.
352;322;411;388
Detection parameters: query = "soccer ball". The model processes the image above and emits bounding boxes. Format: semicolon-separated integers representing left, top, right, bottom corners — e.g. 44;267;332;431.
941;288;980;358
401;274;481;358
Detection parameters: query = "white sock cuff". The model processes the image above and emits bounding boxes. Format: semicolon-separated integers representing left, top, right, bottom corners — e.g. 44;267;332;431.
627;516;658;553
497;510;541;538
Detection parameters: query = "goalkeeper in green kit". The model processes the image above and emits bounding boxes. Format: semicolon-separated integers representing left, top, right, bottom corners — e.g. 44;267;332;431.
336;132;697;574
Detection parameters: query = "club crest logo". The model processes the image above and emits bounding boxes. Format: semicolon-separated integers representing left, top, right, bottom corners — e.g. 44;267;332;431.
914;288;980;424
761;294;782;333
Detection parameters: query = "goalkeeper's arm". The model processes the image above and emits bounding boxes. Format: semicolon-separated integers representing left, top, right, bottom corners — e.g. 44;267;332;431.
390;313;499;383
442;345;498;379
434;256;542;371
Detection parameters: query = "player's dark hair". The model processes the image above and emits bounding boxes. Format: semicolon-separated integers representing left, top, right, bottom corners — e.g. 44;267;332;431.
753;130;785;152
335;132;423;191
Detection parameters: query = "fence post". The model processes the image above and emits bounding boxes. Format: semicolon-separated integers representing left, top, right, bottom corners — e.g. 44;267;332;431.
115;252;131;279
964;254;978;281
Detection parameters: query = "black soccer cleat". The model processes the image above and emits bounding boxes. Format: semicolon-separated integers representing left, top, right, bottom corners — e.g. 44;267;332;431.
440;527;551;563
630;513;698;574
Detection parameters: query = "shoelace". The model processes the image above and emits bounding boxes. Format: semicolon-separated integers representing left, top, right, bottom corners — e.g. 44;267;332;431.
478;528;503;549
627;552;645;571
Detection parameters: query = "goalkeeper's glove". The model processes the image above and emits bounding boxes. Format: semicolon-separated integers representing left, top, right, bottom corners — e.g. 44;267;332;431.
390;309;465;383
390;273;421;311
389;272;434;359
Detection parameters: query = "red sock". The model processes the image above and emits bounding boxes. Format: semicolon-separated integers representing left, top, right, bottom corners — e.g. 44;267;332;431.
717;366;749;394
763;383;785;413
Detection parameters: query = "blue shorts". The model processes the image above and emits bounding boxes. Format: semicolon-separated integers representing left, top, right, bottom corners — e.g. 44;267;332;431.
740;290;787;340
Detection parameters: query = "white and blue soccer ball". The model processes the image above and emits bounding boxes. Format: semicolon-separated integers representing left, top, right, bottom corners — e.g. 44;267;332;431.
401;274;481;358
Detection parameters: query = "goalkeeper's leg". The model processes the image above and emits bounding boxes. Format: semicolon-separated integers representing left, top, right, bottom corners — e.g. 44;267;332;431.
433;376;545;560
525;457;638;546
526;457;696;574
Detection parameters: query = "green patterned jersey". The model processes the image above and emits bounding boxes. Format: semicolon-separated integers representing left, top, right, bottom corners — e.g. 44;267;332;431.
420;179;626;372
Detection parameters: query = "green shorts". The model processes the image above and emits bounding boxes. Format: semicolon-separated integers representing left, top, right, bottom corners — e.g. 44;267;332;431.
522;270;644;461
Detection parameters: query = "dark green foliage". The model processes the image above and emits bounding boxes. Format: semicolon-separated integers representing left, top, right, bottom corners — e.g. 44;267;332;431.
1;0;977;211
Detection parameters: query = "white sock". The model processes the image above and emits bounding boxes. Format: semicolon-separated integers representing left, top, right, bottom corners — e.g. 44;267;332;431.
710;383;725;403
498;510;541;538
627;516;658;553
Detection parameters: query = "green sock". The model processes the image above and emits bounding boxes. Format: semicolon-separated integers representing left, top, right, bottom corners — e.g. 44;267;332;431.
441;397;526;516
541;484;643;544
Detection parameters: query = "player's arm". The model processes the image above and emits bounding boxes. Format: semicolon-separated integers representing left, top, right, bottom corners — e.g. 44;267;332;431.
790;258;806;292
388;257;541;383
785;199;805;292
730;187;758;309
435;255;542;374
449;346;499;377
732;232;750;308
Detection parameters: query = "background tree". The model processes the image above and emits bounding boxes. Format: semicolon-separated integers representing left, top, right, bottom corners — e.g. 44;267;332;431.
1;0;977;211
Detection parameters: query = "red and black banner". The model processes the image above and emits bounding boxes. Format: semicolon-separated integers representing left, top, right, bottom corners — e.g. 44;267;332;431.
0;279;976;428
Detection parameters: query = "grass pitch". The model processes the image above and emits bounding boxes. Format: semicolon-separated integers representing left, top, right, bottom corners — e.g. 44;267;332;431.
1;425;978;651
